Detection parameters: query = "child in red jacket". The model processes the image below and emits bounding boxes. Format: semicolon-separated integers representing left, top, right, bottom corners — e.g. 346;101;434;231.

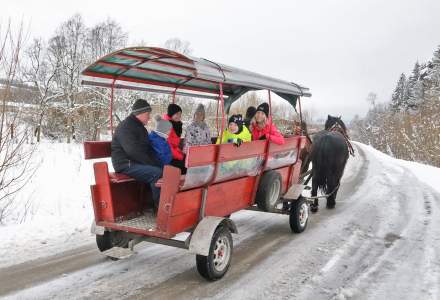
163;104;186;173
250;102;285;145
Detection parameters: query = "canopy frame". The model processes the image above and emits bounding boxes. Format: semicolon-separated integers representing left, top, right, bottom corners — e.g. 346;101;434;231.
81;46;312;133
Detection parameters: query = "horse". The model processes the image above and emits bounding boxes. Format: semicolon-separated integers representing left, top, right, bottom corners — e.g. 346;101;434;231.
307;115;351;212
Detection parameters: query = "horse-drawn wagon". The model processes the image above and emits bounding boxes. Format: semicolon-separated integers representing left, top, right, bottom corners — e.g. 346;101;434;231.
82;47;312;280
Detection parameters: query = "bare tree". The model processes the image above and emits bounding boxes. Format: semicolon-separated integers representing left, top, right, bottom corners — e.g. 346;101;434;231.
366;92;377;108
82;18;128;140
88;18;128;60
47;14;88;143
0;21;36;222
22;38;61;142
164;38;192;55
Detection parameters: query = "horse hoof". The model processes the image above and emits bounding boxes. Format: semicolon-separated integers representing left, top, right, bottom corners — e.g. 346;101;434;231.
326;204;336;209
310;205;319;213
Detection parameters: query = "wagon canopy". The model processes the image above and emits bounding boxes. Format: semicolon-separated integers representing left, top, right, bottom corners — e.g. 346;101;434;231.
81;47;311;111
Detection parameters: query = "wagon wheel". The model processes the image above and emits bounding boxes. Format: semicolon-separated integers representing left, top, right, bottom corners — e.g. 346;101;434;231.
289;197;309;233
255;171;282;212
196;226;233;281
96;231;130;252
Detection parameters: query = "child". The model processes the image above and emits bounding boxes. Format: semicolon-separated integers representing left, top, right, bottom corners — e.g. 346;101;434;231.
149;115;173;167
215;114;253;180
250;102;285;145
216;114;251;146
163;103;186;174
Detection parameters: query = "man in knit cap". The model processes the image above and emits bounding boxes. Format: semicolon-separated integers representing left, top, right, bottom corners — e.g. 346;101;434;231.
111;99;163;212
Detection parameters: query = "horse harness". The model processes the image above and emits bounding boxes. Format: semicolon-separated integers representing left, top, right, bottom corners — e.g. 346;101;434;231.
328;123;355;156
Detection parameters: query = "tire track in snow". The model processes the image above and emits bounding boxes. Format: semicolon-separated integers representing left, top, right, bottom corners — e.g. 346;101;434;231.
274;147;416;299
1;209;310;299
360;186;440;300
0;244;98;296
317;155;440;300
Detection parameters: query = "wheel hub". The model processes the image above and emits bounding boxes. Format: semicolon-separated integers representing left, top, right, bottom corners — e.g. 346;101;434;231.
299;203;309;227
213;236;230;272
269;180;281;206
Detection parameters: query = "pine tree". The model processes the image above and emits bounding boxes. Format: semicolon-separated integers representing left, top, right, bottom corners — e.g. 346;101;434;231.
432;45;440;65
407;61;424;109
391;73;407;112
425;45;440;100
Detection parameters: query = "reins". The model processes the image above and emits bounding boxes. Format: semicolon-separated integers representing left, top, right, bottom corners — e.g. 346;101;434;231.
328;123;355;156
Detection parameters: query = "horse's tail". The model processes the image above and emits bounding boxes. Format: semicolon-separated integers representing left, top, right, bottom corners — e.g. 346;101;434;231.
311;135;332;194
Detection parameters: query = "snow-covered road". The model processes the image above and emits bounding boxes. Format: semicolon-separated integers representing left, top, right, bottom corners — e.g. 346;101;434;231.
1;143;439;300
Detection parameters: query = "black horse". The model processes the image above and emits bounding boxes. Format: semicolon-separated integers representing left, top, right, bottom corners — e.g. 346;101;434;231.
308;115;350;212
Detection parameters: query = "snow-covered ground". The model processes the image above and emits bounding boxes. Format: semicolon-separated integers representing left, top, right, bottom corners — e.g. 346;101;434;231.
360;143;440;194
0;141;439;299
0;142;101;268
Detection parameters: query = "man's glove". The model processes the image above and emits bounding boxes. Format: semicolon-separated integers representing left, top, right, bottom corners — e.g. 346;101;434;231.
259;135;266;140
233;138;243;147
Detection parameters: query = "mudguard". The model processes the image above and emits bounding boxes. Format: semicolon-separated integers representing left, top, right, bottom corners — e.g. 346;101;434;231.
189;216;238;256
91;220;105;235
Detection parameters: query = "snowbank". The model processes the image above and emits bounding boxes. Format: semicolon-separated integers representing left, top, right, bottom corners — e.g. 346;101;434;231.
358;142;440;193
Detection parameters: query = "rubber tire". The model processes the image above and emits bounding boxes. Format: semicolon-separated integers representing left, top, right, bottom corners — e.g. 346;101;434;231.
96;231;130;252
290;197;309;233
196;226;233;281
256;171;282;212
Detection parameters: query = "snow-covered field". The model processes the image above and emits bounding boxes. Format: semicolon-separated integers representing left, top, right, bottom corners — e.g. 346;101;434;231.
0;142;101;268
0;141;439;299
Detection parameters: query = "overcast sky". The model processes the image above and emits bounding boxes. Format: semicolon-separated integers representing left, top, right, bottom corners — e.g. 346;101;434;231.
3;0;440;120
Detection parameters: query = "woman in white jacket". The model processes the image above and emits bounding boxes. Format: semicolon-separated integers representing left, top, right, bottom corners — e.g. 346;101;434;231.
184;104;211;153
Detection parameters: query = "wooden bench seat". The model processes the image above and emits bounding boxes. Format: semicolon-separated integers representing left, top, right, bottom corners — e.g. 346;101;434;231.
109;172;135;183
84;141;137;184
155;175;186;188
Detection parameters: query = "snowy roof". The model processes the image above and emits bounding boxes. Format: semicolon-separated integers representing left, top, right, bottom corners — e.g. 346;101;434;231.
80;47;311;110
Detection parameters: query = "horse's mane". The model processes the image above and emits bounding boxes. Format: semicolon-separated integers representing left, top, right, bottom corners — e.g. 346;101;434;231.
325;115;347;132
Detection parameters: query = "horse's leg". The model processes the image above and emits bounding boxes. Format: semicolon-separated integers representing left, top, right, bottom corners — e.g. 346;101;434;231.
326;171;341;209
326;188;338;209
326;154;348;209
310;178;319;213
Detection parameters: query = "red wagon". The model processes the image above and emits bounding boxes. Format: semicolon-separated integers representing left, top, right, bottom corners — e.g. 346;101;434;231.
81;47;312;280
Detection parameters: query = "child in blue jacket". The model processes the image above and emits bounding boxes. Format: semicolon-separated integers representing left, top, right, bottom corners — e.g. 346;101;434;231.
149;115;173;167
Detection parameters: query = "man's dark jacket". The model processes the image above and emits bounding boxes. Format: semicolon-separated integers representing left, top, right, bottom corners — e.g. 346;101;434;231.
111;114;161;172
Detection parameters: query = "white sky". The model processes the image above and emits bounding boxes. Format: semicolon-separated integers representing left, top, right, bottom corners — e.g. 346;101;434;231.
2;0;440;121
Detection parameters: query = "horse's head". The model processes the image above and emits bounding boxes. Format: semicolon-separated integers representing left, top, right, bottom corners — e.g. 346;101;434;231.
325;115;347;133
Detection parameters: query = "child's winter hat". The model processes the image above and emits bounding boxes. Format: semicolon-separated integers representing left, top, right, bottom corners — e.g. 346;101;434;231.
228;114;243;125
228;114;244;134
256;102;269;118
167;103;182;117
245;106;257;120
154;115;172;137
